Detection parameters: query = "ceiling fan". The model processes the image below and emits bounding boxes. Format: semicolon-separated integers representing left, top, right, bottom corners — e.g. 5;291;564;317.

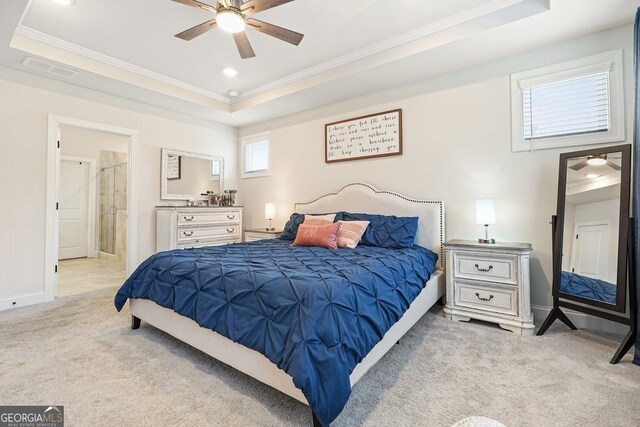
171;0;304;59
569;154;622;171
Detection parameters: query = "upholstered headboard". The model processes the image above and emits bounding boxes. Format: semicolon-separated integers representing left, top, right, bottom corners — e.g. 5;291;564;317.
294;183;445;269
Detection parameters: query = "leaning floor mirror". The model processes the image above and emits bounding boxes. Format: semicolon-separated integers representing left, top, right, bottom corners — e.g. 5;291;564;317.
538;144;637;364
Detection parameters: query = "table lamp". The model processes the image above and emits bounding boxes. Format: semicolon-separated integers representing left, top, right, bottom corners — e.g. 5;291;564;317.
476;199;496;244
264;203;275;231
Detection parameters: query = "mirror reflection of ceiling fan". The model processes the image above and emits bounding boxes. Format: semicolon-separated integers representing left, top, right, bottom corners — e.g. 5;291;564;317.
569;154;622;171
171;0;303;59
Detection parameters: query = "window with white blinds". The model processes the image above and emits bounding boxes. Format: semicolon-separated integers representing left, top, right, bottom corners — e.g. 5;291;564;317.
211;159;220;178
523;72;610;141
511;50;624;152
242;134;270;178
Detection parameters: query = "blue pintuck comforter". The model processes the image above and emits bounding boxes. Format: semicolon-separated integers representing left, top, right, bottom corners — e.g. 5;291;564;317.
115;239;438;425
560;271;617;304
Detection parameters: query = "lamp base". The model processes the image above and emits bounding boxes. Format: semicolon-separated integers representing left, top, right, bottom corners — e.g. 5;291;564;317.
478;238;496;244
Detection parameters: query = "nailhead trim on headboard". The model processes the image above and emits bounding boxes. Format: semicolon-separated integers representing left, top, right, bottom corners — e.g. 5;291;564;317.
294;183;446;269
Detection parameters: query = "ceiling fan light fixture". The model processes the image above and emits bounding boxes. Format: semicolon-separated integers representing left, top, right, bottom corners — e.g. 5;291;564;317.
587;156;607;166
217;8;246;33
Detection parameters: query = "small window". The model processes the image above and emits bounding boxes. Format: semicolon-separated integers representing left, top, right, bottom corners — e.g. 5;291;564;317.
241;133;270;178
210;159;220;180
511;50;624;152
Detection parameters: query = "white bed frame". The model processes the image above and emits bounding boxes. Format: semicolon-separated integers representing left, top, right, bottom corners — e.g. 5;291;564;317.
129;183;445;412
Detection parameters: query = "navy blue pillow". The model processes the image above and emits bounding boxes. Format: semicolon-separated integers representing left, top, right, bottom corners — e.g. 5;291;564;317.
280;213;305;240
340;212;419;248
279;212;345;241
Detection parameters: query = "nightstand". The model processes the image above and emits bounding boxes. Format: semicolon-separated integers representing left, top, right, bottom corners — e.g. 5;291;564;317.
244;229;283;242
443;240;534;335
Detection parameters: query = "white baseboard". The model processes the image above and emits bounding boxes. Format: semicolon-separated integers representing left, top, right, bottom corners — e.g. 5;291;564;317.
531;305;630;336
0;292;45;312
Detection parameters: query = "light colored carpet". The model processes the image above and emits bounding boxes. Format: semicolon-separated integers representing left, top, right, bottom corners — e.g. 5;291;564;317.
1;287;639;426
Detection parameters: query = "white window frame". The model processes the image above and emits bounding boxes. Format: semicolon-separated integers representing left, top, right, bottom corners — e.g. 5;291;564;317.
510;49;625;152
241;132;271;179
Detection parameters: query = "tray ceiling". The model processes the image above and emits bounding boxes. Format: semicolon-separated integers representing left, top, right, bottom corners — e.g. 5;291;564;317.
0;0;637;126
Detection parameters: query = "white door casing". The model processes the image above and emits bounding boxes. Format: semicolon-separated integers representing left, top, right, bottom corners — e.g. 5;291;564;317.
569;221;611;281
58;160;89;259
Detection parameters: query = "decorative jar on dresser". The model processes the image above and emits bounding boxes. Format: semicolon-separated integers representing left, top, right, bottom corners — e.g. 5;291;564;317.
156;206;243;251
444;240;534;335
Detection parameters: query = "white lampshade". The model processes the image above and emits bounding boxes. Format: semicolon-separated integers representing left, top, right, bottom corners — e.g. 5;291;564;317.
476;199;496;225
264;203;275;220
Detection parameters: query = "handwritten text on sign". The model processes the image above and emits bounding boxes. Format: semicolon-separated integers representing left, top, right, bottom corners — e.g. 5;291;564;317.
325;109;402;163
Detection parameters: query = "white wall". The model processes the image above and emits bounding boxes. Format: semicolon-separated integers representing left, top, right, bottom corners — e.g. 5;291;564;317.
237;24;634;310
61;125;129;160
0;77;238;308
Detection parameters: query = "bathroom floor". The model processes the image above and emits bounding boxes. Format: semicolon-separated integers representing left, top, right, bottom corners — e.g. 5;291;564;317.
57;257;126;297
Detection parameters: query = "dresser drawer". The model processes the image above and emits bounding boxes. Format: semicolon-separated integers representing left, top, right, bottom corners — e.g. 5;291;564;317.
177;211;241;226
454;280;518;316
177;238;238;249
177;225;240;242
454;253;517;285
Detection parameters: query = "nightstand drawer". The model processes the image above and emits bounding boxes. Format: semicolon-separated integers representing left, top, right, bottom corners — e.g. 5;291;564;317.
177;226;240;242
454;281;518;316
454;254;517;284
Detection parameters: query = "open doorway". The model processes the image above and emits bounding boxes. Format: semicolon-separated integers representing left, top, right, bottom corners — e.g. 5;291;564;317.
55;124;129;297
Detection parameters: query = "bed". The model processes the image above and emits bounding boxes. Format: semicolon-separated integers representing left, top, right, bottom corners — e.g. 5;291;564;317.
114;183;445;426
560;271;617;304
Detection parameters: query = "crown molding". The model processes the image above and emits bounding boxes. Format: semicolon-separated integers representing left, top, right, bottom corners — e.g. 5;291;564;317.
233;0;548;103
14;25;230;104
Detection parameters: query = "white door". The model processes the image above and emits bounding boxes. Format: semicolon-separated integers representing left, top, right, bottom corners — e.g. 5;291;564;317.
59;160;90;260
569;222;610;280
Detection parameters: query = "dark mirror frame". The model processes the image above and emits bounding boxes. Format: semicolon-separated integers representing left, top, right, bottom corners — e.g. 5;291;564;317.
554;144;632;313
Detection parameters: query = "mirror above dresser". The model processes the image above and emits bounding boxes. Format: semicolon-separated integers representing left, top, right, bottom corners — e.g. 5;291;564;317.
161;148;225;201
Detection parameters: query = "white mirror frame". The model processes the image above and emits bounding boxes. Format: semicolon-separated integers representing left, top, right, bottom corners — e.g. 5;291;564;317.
161;148;225;201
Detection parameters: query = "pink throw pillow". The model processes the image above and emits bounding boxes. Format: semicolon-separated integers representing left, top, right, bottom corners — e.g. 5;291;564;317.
292;223;340;249
336;220;370;249
303;214;336;226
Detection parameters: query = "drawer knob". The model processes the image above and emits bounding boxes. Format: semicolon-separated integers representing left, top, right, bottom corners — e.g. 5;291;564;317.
475;292;494;302
183;216;194;222
474;263;493;273
227;215;236;220
227;228;235;233
183;231;194;237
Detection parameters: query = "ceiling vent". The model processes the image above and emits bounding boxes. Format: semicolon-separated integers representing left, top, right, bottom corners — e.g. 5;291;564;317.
22;57;78;79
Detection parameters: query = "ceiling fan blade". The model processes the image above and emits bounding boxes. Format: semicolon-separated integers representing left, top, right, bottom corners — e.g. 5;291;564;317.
607;161;622;171
569;160;589;171
171;0;216;12
233;31;256;59
241;0;294;16
247;18;303;45
175;19;217;41
217;0;229;7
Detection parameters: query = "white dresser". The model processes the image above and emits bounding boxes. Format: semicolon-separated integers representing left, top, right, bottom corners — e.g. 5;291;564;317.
444;240;534;335
156;206;243;251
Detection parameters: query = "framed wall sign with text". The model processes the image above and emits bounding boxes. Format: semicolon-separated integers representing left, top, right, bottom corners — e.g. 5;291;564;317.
166;154;181;180
325;109;402;163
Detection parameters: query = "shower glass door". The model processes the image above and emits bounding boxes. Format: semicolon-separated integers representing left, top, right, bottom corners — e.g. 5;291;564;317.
100;163;127;255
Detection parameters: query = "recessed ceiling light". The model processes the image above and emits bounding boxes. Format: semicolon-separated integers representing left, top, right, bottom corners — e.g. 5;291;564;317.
51;0;75;5
221;67;238;77
228;90;239;98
